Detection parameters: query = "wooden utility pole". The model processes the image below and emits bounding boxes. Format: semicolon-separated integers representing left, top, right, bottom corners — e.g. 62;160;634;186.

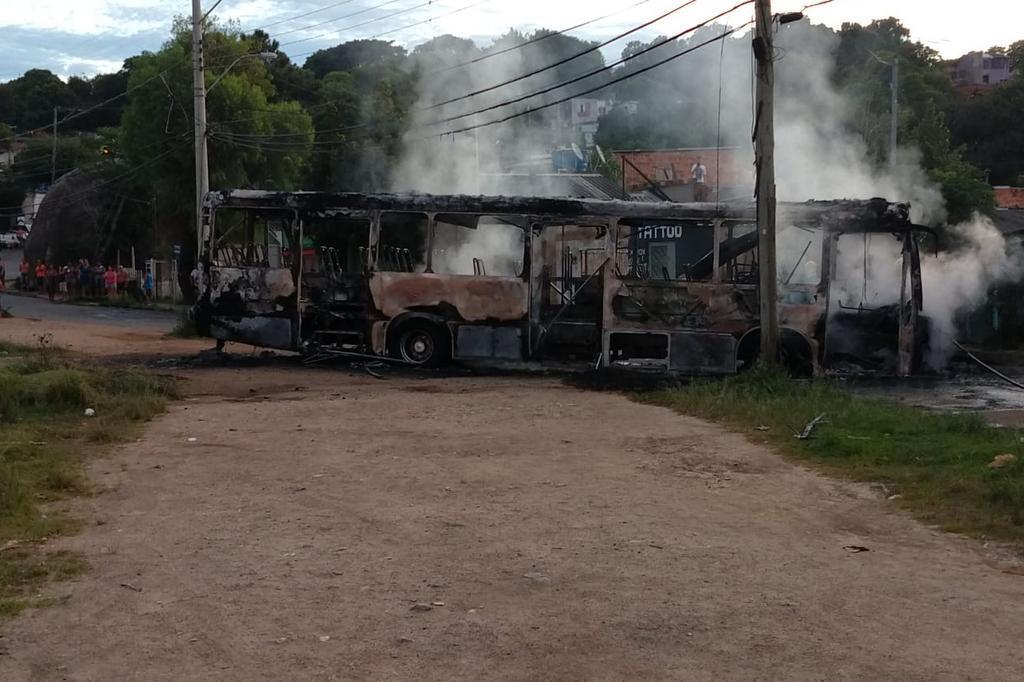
754;0;779;363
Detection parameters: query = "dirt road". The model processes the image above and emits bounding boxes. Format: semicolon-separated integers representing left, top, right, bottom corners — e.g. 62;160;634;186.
1;350;1022;680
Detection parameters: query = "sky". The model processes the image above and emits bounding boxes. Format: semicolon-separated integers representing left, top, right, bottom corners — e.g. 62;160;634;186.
1;0;1020;82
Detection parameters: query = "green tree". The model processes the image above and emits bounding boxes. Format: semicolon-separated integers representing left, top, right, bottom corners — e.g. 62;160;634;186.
929;156;996;226
1;69;78;129
303;39;407;81
112;21;313;279
950;76;1024;185
8;135;102;189
1008;40;1024;75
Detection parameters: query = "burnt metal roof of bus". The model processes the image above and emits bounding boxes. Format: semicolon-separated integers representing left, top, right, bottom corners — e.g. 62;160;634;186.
205;190;923;232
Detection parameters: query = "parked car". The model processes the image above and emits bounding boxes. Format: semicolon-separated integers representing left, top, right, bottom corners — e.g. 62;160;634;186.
0;232;21;249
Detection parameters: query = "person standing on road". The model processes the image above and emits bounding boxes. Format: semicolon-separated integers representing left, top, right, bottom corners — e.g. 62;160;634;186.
0;260;6;291
93;263;105;298
62;264;74;300
19;257;30;291
104;264;118;299
35;260;47;291
45;263;59;302
78;259;90;299
116;265;128;294
143;269;154;301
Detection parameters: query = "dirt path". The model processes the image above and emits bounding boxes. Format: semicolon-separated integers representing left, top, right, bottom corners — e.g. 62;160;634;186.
2;362;1023;681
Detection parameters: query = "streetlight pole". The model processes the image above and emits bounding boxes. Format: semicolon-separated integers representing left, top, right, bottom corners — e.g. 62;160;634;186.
191;0;209;262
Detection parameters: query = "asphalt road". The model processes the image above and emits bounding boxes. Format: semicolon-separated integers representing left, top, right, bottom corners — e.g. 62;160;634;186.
0;290;178;331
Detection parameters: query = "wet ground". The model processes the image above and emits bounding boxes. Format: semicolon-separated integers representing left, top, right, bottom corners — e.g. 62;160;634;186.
842;368;1024;426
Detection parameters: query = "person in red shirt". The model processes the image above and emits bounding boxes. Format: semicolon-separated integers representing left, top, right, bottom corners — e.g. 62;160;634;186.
35;261;46;291
104;265;118;299
116;265;128;293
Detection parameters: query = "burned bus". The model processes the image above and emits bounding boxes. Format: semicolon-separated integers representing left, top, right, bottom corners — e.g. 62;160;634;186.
192;190;930;375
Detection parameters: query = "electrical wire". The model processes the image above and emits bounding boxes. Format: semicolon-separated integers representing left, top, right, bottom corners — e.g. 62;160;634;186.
0;132;191;213
272;0;412;40
283;0;495;55
217;0;752;143
245;0;363;32
277;0;448;48
424;0;702;111
438;22;749;138
424;0;660;76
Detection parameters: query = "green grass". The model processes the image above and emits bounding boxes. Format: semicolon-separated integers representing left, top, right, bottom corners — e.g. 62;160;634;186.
0;340;176;616
642;365;1024;547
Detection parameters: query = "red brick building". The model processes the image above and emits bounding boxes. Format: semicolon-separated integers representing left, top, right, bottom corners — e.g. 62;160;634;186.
994;186;1024;209
613;147;748;201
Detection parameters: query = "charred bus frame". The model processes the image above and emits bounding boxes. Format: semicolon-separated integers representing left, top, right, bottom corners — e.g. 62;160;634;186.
193;190;929;375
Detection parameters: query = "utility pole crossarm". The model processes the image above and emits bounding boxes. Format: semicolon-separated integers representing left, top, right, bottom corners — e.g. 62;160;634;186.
754;0;779;364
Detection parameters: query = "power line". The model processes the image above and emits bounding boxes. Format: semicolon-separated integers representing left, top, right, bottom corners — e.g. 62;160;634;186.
211;3;749;151
277;0;442;48
272;0;412;40
432;1;752;128
438;22;751;137
284;0;496;55
423;0;658;76
246;0;363;32
425;0;702;111
221;0;752;142
0;133;191;213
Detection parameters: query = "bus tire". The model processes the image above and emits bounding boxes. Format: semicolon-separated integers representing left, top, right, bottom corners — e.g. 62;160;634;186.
391;320;450;368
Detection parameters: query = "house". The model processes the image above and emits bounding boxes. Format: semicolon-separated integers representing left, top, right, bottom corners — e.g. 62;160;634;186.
947;52;1014;94
994;186;1024;210
553;98;637;148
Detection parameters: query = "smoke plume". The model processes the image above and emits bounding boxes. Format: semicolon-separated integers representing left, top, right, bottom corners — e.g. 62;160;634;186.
390;20;1014;366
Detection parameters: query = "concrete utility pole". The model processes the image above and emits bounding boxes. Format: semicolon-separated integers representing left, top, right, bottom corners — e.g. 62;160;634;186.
192;0;209;260
753;0;779;363
50;106;58;186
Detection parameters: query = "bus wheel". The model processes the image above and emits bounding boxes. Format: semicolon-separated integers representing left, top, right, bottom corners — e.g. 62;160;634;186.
393;321;449;368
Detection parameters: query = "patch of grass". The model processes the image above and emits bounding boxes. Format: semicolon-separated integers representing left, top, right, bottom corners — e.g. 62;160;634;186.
0;343;176;617
642;365;1024;546
0;550;86;617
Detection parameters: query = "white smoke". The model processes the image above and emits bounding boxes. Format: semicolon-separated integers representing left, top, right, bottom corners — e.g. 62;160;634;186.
921;217;1020;365
389;21;1014;368
391;36;564;195
768;21;1012;367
